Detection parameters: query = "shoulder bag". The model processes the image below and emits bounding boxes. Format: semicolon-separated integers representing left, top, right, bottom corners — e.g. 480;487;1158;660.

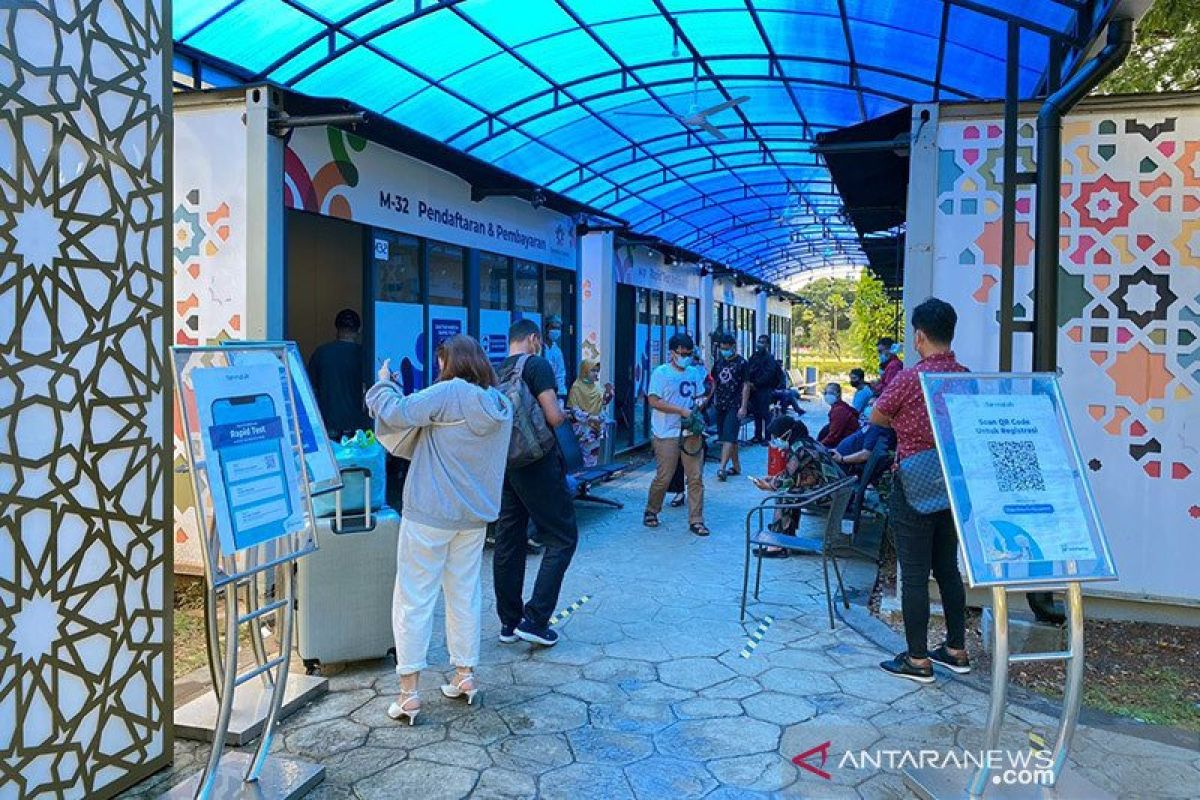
897;448;951;514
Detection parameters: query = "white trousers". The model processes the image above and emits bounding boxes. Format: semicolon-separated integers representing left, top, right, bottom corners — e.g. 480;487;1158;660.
392;517;485;675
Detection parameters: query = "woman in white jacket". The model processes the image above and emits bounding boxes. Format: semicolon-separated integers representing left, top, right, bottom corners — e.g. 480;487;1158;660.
366;335;513;724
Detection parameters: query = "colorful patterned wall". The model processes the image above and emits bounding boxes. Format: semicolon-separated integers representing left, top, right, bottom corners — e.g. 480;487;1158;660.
172;103;248;574
0;2;172;796
928;102;1200;603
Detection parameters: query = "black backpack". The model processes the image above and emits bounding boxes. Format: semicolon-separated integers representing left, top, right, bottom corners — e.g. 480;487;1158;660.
498;354;556;468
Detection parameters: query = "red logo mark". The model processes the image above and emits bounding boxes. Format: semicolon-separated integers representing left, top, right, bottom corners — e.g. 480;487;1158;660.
792;740;833;780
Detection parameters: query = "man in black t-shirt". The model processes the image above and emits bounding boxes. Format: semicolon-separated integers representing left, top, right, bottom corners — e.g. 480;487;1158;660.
709;332;750;480
746;334;782;443
493;319;579;648
307;308;369;439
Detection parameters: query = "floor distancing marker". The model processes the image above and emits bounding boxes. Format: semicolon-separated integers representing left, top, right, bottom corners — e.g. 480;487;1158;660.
739;615;774;658
549;594;591;625
1029;732;1048;752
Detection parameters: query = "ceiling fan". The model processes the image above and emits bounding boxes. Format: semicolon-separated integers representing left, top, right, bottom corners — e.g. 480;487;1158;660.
614;72;748;139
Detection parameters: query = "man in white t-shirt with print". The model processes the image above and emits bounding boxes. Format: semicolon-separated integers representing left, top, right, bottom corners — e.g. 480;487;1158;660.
643;332;711;537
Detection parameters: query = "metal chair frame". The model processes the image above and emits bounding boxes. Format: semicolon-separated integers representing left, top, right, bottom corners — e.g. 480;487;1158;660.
741;475;858;629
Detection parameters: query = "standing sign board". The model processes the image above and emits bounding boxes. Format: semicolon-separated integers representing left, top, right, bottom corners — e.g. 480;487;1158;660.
921;372;1117;587
905;372;1116;800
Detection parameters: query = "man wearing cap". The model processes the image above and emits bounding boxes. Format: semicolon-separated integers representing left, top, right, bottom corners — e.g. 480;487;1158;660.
307;308;370;440
543;315;569;399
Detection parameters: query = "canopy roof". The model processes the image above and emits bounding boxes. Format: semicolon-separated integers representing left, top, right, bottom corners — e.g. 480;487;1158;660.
175;0;1121;285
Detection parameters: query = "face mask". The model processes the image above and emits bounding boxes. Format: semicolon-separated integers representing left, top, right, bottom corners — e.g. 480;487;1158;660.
769;436;789;449
547;329;561;344
720;347;734;358
824;392;839;405
756;344;767;352
673;354;692;369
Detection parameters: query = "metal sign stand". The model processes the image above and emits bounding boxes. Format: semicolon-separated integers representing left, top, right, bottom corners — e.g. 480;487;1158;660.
905;581;1111;799
163;345;325;800
903;372;1118;799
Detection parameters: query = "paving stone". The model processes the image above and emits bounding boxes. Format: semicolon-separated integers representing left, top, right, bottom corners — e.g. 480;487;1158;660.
532;639;606;665
472;767;538;799
540;763;635;800
410;740;491;770
283;688;375;729
582;658;657;684
780;714;882;765
741;692;818;726
559;617;626;645
325;664;387;691
658;657;737;690
603;638;674;662
285;717;369;760
702;676;763;700
497;692;588;735
655;717;781;760
322;746;406;785
485;682;552;709
366;723;447;750
674;697;745;719
834;667;923;704
758;667;840;696
619;680;694;703
487;733;574;774
763;647;843;671
624;756;718;799
303;784;358;800
353;759;478;800
590;700;676;734
552;678;626;704
447;707;511;746
567;726;654;766
702;788;777;800
508;660;582;686
706;752;798;792
853;772;910;799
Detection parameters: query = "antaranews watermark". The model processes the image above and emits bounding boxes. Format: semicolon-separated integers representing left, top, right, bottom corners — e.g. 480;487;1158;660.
794;741;1055;787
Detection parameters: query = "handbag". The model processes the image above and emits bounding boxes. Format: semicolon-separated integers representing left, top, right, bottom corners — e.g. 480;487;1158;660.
376;417;464;460
897;448;950;514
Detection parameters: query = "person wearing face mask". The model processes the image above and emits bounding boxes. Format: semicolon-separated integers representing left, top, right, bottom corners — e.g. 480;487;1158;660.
871;298;970;684
542;315;568;399
709;333;751;481
566;359;613;467
644;333;711;537
746;334;782;443
874;336;904;395
749;416;844;556
819;382;858;449
848;368;874;417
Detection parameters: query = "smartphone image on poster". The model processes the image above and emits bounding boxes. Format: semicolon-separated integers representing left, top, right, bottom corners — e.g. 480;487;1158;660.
210;393;293;551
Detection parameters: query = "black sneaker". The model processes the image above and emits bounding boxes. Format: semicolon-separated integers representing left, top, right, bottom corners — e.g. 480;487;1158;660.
879;652;935;684
717;469;728;482
929;644;971;674
516;620;559;647
498;624;519;643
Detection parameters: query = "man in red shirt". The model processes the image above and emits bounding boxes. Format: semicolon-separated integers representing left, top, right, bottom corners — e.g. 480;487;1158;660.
874;336;904;395
819;382;858;449
870;298;970;684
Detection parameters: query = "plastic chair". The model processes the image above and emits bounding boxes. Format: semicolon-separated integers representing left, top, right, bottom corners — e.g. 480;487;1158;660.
740;475;858;629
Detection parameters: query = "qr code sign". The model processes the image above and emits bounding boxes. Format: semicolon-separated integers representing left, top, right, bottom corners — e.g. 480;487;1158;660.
987;440;1046;492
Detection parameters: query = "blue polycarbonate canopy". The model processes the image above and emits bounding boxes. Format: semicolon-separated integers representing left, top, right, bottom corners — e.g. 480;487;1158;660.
175;0;1118;284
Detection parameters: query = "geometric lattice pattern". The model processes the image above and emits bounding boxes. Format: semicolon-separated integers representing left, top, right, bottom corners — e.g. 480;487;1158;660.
932;105;1200;599
0;3;170;797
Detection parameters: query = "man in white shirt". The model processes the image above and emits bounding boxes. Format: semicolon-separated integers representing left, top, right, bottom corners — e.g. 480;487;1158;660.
643;333;711;537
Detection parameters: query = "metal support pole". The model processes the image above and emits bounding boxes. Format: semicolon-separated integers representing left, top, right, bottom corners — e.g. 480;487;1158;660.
1050;582;1086;784
1033;20;1133;372
245;562;298;782
998;21;1020;372
969;586;1010;797
195;583;241;800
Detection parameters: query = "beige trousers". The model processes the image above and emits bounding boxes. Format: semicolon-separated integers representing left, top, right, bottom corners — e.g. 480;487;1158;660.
646;435;705;525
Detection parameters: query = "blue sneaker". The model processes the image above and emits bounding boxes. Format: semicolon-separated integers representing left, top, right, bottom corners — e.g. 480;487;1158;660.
515;620;558;647
498;624;519;643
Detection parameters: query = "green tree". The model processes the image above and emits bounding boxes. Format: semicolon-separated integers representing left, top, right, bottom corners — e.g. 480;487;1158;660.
849;271;900;369
791;276;858;356
1102;0;1200;94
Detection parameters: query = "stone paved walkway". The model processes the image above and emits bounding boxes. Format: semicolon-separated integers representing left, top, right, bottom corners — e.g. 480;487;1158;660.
129;447;1200;799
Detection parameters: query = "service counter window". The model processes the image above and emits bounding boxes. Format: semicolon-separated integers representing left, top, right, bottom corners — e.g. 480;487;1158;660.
514;259;541;330
427;242;466;379
373;232;425;393
544;266;575;385
634;288;650;444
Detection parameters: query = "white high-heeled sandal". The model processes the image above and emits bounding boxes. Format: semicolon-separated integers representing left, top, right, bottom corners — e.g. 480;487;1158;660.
439;670;479;705
387;689;421;725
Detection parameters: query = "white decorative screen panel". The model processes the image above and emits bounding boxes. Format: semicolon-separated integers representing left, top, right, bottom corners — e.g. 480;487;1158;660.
0;2;171;798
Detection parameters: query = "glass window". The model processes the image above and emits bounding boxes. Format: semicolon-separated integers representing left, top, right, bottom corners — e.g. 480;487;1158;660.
480;252;510;310
374;231;422;302
428;242;464;306
514;260;540;312
664;293;676;334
